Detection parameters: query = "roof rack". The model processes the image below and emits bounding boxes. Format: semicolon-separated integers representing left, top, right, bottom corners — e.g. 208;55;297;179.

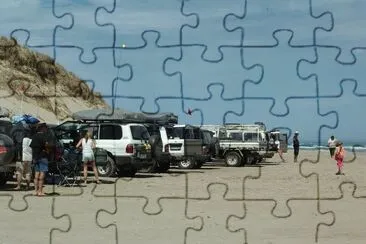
75;117;178;126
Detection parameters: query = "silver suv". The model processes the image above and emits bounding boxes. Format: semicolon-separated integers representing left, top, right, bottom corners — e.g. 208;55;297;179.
55;120;153;177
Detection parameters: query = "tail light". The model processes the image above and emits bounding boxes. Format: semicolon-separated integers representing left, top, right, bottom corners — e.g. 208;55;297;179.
126;144;134;154
164;144;169;152
0;146;7;154
202;146;208;154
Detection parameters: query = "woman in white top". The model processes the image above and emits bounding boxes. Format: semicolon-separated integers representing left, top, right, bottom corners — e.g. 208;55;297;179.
15;130;32;190
76;131;100;184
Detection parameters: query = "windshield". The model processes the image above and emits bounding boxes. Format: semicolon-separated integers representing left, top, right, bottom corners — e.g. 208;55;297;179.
167;127;184;139
130;125;150;140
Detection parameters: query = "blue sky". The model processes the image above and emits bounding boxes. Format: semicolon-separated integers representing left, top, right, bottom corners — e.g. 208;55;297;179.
0;0;365;144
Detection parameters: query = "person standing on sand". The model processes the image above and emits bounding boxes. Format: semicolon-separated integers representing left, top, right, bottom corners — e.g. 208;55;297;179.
293;131;300;162
76;131;100;185
335;142;345;175
327;135;337;158
29;123;50;196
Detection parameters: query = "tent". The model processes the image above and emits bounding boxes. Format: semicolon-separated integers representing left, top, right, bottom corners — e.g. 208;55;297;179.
71;108;178;125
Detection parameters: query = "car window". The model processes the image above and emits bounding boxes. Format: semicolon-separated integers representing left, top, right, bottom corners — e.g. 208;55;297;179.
243;132;258;142
229;132;242;141
130;125;150;140
167;127;183;139
99;125;122;140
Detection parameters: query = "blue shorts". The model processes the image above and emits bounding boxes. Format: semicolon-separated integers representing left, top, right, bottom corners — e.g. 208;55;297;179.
34;158;49;172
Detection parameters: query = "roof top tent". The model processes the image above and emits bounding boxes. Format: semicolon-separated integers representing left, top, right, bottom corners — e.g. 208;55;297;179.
70;108;178;126
223;123;267;133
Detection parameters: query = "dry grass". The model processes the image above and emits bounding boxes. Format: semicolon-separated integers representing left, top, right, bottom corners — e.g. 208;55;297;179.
0;36;109;121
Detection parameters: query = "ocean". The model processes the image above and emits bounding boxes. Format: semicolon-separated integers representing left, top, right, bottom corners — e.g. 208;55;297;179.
287;141;366;152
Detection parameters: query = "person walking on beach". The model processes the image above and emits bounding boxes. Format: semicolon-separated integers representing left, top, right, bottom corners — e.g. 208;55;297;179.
275;137;285;162
29;123;50;196
327;135;337;158
293;131;300;162
335;142;345;175
76;131;100;184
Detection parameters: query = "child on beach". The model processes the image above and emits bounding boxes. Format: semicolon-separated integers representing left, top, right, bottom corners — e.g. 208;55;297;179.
334;142;345;175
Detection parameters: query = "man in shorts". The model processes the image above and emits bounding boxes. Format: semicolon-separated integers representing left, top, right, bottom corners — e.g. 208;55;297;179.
30;123;50;196
293;131;300;162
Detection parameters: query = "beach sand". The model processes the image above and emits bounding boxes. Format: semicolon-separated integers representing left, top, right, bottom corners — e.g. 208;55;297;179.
1;149;365;243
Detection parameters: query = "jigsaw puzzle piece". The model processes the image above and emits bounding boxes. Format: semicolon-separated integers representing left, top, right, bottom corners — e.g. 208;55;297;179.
228;199;335;244
93;173;187;214
187;161;259;200
96;0;195;48
113;31;181;113
317;183;366;243
225;0;332;46
54;0;114;62
313;0;366;63
300;82;366;198
51;187;115;244
182;84;244;125
54;47;125;97
243;31;318;115
236;97;337;162
243;162;317;217
165;45;262;99
0;0;72;47
299;47;366;96
97;197;202;244
0;195;70;244
318;81;365;156
181;0;244;61
186;183;244;244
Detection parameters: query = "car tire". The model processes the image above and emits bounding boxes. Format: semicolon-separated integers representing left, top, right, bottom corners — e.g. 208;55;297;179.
194;160;203;169
97;155;116;177
225;152;242;167
178;158;195;169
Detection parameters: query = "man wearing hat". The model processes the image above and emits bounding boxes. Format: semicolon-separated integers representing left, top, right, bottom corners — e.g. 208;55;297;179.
293;131;300;162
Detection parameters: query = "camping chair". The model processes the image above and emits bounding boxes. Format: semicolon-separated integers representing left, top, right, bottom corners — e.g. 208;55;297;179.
56;148;82;187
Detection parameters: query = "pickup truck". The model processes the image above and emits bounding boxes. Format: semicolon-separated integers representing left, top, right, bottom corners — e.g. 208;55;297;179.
216;124;276;167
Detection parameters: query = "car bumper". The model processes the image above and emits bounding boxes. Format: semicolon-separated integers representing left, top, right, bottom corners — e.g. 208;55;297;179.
115;156;153;170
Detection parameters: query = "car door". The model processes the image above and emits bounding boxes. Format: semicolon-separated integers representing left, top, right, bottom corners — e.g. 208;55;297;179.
95;124;122;156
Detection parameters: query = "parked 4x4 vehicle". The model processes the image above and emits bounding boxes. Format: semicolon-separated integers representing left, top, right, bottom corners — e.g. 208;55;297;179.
165;124;206;169
54;120;153;177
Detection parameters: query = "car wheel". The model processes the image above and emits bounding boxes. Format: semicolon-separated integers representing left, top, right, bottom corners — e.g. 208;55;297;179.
194;160;203;169
225;152;242;167
178;158;195;169
97;156;116;177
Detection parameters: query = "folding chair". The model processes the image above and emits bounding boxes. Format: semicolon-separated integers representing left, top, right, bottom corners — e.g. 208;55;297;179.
56;148;81;187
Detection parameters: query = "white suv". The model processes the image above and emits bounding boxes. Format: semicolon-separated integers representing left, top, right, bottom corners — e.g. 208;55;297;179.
55;121;153;177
